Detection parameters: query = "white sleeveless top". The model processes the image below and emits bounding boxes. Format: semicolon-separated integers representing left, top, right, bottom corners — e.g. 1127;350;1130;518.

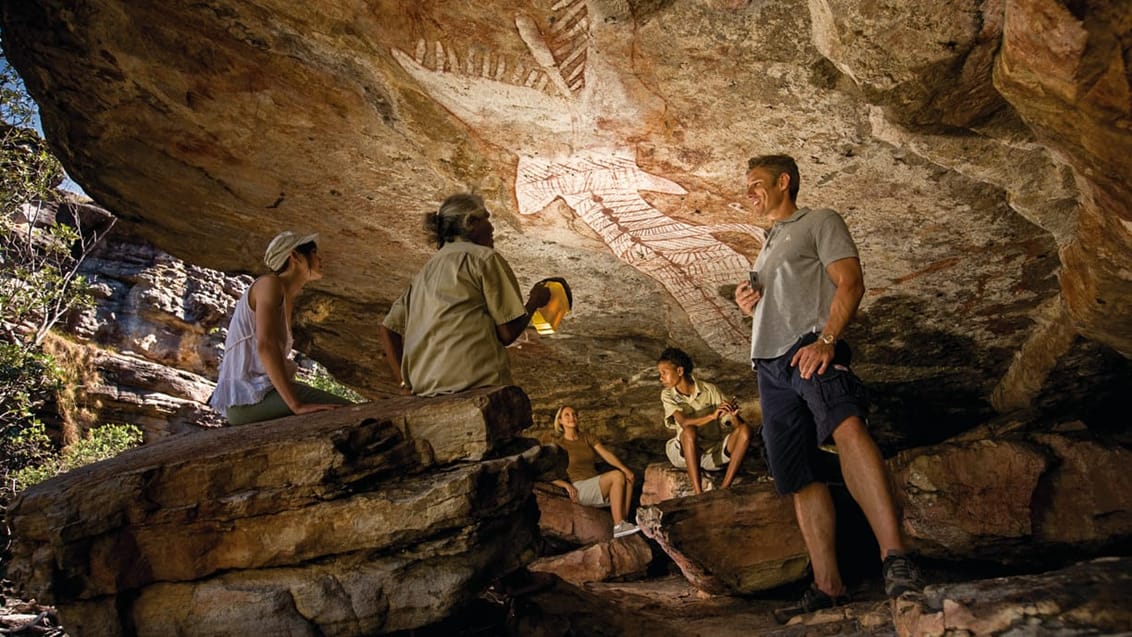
209;280;293;417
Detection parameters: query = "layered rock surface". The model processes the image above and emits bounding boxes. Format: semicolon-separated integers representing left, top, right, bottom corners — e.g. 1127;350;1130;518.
2;0;1128;447
449;557;1132;636
620;423;1132;599
39;199;241;438
6;387;541;636
893;556;1132;637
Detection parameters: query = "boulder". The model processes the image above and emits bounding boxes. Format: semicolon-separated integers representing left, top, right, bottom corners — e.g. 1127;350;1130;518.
890;429;1132;562
1030;432;1132;547
78;347;224;437
640;462;709;505
890;438;1049;559
528;534;653;586
61;505;539;637
636;482;808;595
6;387;540;635
639;461;765;505
534;482;614;545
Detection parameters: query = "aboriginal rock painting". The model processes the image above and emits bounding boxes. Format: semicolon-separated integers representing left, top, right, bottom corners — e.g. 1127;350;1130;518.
391;0;765;360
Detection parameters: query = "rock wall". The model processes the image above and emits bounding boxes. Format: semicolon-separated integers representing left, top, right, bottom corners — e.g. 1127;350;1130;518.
54;201;240;438
891;421;1132;562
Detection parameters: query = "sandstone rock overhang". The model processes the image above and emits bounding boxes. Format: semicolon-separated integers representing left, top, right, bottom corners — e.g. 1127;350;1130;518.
2;0;1128;443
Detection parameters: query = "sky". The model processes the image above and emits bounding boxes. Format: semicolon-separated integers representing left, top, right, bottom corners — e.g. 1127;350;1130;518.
2;57;87;195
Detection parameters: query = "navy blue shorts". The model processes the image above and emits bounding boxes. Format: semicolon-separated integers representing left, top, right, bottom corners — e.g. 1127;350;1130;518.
755;333;869;495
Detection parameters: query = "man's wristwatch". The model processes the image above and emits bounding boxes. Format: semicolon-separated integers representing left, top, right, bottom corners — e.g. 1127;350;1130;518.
819;333;836;345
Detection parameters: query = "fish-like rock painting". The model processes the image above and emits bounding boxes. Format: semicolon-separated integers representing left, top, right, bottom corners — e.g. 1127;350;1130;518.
392;0;765;360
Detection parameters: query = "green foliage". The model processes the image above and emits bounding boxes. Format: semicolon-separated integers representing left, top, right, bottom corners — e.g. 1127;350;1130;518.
299;363;365;403
1;211;98;347
13;424;143;491
0;405;54;500
1;60;63;213
0;341;61;423
0;50;117;523
3;421;56;492
1;50;96;350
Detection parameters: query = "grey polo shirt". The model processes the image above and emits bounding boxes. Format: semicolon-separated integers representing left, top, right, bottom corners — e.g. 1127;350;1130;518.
749;207;859;360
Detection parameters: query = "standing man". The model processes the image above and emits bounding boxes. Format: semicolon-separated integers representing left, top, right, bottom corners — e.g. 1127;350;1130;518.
734;155;922;621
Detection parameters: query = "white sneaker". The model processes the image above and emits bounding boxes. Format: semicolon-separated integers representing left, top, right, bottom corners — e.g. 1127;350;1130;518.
612;521;641;538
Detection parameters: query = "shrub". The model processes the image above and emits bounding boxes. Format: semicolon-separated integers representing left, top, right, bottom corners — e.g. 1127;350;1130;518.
13;423;143;491
0;48;121;554
298;362;365;402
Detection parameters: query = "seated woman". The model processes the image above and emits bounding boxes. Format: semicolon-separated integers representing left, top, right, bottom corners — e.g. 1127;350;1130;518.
209;231;352;425
379;193;549;396
551;405;641;538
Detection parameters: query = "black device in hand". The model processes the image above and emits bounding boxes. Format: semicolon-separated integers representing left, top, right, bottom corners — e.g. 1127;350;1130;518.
748;270;762;292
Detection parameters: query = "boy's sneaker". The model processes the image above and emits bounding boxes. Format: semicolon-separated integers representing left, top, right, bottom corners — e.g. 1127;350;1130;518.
882;553;924;598
612;521;641;538
772;583;851;624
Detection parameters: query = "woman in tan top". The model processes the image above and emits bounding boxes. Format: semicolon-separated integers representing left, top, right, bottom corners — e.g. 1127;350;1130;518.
550;405;640;538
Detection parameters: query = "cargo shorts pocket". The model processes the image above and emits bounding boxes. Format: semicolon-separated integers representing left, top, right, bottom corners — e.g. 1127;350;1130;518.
815;364;868;407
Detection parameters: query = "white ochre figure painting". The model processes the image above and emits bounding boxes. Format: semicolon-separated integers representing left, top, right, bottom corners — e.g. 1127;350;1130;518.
391;0;765;360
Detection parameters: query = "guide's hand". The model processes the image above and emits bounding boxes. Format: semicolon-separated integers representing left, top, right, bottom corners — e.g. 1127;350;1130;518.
528;281;552;309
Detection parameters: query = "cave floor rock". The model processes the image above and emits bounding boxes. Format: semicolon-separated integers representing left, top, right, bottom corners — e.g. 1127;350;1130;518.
403;556;1132;636
556;576;896;636
399;573;897;636
8;557;1132;635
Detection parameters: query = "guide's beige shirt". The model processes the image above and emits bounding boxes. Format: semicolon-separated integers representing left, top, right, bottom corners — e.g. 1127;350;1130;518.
383;239;527;396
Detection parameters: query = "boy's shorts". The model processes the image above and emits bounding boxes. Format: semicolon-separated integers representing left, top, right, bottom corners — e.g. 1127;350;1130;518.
756;333;869;495
666;432;734;471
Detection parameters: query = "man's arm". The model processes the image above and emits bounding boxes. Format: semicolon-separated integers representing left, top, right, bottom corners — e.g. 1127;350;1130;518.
821;257;865;342
671;409;726;429
790;256;864;379
378;324;411;395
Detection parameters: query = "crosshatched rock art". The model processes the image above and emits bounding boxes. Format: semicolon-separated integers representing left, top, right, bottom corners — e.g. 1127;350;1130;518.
392;0;766;360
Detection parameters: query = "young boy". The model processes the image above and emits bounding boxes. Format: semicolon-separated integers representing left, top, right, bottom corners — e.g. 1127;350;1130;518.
657;347;753;495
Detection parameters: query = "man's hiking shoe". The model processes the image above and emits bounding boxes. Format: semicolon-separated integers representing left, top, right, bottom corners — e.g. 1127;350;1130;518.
883;553;925;598
613;521;641;538
772;584;851;624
